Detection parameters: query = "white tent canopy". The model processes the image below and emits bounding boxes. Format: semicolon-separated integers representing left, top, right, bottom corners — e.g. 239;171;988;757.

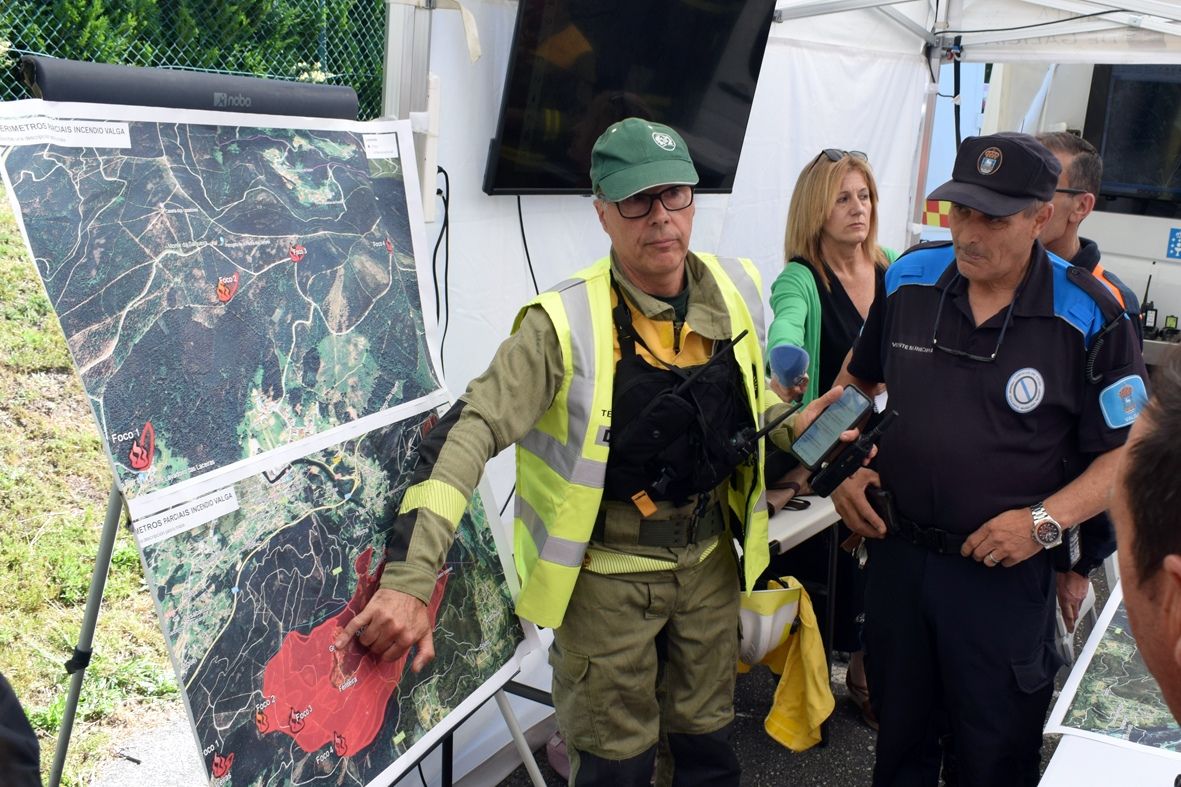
774;0;1181;63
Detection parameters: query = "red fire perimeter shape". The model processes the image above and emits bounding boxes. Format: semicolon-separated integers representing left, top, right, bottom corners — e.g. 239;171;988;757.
289;243;307;262
258;548;450;757
384;238;393;254
211;751;235;778
216;271;240;303
128;421;155;471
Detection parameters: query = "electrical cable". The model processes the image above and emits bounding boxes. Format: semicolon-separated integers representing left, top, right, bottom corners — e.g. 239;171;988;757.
430;167;450;323
940;9;1129;35
496;196;542;521
432;167;452;378
516;195;541;296
500;484;515;518
953;36;962;147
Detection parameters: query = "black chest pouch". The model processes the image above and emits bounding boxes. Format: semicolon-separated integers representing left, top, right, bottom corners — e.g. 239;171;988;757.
604;280;755;506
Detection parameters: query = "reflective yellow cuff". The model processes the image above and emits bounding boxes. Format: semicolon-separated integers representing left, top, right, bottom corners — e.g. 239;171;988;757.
399;480;468;528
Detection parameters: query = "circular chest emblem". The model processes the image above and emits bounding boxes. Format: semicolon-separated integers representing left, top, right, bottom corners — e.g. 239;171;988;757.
977;146;1003;176
1006;367;1044;413
651;131;676;151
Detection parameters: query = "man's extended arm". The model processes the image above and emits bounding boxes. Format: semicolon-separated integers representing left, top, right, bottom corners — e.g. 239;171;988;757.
333;307;563;665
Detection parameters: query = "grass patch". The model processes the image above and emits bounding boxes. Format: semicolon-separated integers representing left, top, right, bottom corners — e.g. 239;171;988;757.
0;187;178;784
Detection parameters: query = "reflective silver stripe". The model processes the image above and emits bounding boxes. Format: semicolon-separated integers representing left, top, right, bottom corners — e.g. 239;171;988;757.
519;278;607;488
716;256;765;350
520;431;607;487
517;496;588;568
754;490;767;514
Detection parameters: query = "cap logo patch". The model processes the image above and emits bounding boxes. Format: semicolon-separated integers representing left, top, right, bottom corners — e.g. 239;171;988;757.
652;132;676;151
1005;367;1044;414
977;147;1003;176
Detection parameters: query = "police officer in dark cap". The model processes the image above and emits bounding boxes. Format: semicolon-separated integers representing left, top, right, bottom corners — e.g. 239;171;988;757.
832;132;1148;786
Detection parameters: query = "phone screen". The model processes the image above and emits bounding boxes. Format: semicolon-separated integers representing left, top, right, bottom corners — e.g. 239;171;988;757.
790;385;872;469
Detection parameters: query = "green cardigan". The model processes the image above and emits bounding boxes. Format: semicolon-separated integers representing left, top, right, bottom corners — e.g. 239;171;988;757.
767;249;897;405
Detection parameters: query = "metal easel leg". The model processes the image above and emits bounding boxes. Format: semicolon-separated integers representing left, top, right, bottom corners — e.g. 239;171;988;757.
495;689;546;787
48;480;124;787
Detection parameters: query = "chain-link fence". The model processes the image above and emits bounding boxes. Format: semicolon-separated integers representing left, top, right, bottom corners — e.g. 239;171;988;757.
0;0;388;119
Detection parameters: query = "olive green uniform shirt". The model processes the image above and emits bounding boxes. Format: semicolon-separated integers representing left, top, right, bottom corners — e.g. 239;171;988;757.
382;251;796;604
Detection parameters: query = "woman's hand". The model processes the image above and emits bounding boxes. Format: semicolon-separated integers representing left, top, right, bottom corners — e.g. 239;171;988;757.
769;373;808;403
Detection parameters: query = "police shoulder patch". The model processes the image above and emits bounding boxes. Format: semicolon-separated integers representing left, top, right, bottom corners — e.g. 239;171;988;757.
1099;374;1148;429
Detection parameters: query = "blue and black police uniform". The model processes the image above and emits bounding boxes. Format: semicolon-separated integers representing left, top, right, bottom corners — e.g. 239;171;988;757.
849;237;1146;786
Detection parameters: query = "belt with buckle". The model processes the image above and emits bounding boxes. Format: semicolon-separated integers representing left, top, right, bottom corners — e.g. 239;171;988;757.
890;515;968;556
591;503;725;548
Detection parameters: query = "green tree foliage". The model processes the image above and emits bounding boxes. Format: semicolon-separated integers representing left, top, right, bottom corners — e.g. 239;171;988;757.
0;0;384;118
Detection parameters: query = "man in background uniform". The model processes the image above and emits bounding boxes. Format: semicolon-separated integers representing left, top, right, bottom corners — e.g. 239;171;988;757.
833;132;1148;786
335;118;849;786
1036;130;1145;634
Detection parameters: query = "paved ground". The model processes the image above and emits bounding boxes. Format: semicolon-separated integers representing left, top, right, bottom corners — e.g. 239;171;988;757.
501;571;1114;787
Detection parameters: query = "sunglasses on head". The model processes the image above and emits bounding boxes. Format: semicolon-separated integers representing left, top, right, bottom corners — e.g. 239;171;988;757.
817;149;869;163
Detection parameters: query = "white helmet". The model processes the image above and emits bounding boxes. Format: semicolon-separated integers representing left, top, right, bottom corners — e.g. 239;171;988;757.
739;578;802;665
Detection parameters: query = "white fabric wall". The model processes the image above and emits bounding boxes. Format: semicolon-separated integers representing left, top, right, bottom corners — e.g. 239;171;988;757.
717;39;929;290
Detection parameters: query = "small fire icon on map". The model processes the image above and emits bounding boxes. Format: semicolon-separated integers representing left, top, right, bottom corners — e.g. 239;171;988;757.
128;422;155;471
289;243;307;262
384;237;393;253
255;710;269;733
211;751;235;778
216;271;239;303
333;731;348;756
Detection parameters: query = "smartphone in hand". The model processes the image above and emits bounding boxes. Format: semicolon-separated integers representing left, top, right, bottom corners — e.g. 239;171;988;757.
790;384;873;469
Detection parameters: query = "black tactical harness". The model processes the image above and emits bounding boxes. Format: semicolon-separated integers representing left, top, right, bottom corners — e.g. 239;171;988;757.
603;279;755;507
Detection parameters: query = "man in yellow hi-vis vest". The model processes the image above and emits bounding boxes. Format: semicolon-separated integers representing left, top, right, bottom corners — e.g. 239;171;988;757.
336;118;854;785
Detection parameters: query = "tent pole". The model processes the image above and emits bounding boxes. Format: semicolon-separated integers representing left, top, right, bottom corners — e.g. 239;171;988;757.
908;78;941;248
48;480;124;787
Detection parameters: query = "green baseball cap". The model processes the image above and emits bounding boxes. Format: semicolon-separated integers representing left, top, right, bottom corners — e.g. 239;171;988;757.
589;118;699;201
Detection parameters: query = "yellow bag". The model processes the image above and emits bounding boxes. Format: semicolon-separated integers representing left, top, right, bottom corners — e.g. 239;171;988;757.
738;577;835;752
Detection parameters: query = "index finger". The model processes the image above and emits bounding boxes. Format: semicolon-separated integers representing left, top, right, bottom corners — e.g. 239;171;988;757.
334;606;371;650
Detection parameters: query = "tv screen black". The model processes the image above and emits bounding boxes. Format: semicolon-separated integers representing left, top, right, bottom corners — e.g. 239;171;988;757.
1083;64;1181;218
482;0;775;196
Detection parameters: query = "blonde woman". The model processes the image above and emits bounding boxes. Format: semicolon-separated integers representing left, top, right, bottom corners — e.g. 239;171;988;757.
766;149;896;729
768;149;896;404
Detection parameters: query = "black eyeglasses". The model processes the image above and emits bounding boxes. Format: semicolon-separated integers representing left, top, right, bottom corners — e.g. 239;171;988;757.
615;185;694;219
1054;187;1088;195
931;275;1018;363
816;148;868;164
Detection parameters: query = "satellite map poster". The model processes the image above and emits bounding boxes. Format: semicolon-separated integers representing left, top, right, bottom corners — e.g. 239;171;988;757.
1046;583;1181;759
0;100;449;520
0;101;534;785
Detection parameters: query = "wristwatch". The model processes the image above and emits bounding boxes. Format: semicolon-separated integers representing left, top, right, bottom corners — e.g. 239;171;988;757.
1030;502;1063;549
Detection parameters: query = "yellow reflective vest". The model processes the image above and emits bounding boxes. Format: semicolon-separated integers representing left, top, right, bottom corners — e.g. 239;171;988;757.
510;253;772;628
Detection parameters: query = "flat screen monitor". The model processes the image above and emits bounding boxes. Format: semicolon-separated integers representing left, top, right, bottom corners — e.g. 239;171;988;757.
482;0;775;196
1083;64;1181;218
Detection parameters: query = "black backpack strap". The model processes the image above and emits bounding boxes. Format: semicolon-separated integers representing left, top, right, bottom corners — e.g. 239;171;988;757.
609;276;639;359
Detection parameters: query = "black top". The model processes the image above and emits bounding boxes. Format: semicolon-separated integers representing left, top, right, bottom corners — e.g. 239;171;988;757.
795;257;885;393
849;241;1145;534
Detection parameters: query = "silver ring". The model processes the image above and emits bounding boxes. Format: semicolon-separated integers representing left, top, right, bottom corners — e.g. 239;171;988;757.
986;551;998;565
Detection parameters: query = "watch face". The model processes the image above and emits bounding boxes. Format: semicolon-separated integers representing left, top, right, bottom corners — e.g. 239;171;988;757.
1035;519;1062;545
